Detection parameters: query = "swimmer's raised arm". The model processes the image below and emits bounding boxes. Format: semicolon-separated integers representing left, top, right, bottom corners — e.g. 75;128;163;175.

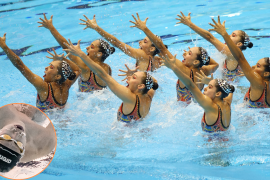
130;13;169;56
176;12;231;55
130;13;185;69
0;33;47;92
162;54;215;110
80;15;148;61
209;16;264;88
38;14;90;74
64;39;136;103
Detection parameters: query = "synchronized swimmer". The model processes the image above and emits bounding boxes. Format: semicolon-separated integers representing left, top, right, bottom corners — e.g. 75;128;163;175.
1;11;269;133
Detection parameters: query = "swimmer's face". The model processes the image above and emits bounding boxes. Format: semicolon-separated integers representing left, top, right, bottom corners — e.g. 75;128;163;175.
252;58;268;76
139;37;155;55
182;47;200;67
0;124;26;155
44;61;61;82
86;40;101;60
126;71;145;92
230;30;242;45
203;79;218;99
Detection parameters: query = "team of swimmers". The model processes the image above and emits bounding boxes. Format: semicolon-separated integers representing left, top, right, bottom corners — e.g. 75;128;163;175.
1;12;269;134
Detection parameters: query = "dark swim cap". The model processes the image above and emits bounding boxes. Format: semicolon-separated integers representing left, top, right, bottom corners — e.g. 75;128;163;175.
0;143;21;172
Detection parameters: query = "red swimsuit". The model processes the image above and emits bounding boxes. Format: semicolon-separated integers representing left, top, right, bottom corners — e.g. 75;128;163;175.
201;104;230;133
117;95;141;123
244;82;270;108
36;83;66;111
78;71;106;92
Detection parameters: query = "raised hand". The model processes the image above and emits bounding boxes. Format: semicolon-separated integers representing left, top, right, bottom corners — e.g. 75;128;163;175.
46;48;68;61
176;11;192;26
161;54;177;69
0;33;6;47
79;15;98;30
118;64;139;81
38;13;54;29
129;12;148;30
63;39;83;57
195;70;213;85
208;16;227;36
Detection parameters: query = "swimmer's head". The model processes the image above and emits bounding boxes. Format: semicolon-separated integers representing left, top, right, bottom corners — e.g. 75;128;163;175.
252;58;270;79
230;30;253;51
126;71;158;94
0;124;26;172
43;61;76;84
98;39;115;62
86;39;115;62
139;36;168;56
203;79;234;99
182;47;210;68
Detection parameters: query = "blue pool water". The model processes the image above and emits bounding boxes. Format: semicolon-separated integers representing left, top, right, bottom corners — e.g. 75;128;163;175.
1;0;270;179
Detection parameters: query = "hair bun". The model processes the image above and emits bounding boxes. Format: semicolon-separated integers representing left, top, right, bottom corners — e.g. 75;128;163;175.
109;47;115;54
248;42;253;48
152;82;159;90
229;85;235;93
68;72;76;81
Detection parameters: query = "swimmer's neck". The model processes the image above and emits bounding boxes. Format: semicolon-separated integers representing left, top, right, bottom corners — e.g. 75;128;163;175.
212;98;223;104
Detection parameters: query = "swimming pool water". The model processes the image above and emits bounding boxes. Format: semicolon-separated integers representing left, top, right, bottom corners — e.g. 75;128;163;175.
1;0;270;179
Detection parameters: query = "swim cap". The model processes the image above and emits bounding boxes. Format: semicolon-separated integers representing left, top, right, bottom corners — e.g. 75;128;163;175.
145;73;154;90
0;143;21;172
61;61;72;81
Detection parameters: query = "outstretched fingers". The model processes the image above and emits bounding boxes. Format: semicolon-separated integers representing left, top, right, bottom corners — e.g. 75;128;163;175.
211;18;218;25
136;12;141;21
52;48;57;55
131;14;138;22
47;50;54;57
129;20;136;25
39;18;45;22
83;15;90;21
180;11;185;18
144;17;149;23
43;13;47;20
80;19;87;23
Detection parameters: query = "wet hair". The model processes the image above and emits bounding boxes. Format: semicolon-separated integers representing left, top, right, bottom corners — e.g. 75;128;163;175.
0;143;22;172
141;72;158;94
239;30;253;50
215;79;235;99
98;39;115;62
197;47;210;67
56;60;76;84
151;35;168;56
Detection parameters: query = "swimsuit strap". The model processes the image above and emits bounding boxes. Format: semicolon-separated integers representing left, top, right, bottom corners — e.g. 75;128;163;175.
49;83;66;106
190;69;194;82
93;71;106;88
136;95;142;118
